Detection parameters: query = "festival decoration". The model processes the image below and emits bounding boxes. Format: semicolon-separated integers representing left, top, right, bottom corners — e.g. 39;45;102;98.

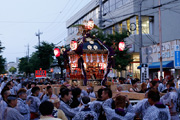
54;48;60;57
70;40;78;51
119;41;125;51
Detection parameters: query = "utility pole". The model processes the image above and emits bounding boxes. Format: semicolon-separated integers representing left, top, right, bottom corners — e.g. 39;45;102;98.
28;44;29;63
25;44;30;63
35;30;43;47
99;0;103;28
159;0;163;77
139;0;144;82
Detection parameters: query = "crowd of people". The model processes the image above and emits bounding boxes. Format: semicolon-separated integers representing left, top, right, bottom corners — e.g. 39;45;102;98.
0;75;179;120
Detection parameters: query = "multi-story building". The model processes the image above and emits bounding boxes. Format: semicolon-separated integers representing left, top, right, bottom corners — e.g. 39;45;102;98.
66;0;180;79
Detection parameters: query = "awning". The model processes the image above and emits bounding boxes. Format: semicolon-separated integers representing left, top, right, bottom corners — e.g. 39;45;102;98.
137;61;174;69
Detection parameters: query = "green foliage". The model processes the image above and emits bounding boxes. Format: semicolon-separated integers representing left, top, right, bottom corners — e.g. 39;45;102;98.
0;41;6;74
35;41;55;70
91;30;133;72
9;67;17;74
19;41;55;76
18;57;32;75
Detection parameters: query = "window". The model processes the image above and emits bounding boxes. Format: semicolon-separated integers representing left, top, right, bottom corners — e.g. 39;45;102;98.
142;16;150;34
127;19;130;31
136;16;150;34
136;16;139;34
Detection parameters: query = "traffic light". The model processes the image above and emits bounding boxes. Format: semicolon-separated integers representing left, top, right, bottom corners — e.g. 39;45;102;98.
54;47;60;57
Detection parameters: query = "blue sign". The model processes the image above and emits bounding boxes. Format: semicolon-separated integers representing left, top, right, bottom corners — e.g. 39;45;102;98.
174;51;180;69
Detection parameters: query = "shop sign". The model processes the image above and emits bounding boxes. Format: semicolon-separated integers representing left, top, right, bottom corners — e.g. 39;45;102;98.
35;70;46;78
174;45;180;69
141;64;149;83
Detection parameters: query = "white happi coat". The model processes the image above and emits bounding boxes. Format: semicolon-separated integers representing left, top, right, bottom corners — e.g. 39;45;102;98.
103;102;135;120
89;100;103;118
15;98;30;120
0;100;8;120
4;107;24;120
133;98;151;118
160;91;179;120
72;108;98;120
143;105;171;120
60;99;79;120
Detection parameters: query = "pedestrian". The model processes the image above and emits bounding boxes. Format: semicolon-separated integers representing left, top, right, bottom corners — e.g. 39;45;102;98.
129;80;140;92
73;96;97;120
27;86;41;120
138;83;147;93
59;88;79;120
90;88;104;118
103;95;135;120
42;86;57;102
39;101;62;120
0;87;10;120
49;97;68;120
143;90;171;120
15;88;31;120
100;88;115;119
70;87;81;108
4;95;24;120
160;82;179;120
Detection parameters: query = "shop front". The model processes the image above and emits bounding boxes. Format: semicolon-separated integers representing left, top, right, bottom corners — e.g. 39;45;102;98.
138;40;180;79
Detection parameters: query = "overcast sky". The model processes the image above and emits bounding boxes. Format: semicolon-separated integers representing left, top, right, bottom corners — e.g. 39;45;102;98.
0;0;91;62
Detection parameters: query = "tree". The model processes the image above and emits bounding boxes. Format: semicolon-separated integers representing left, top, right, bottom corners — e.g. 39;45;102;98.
18;57;32;76
19;41;55;76
35;41;55;70
9;67;17;74
91;30;133;72
0;41;6;74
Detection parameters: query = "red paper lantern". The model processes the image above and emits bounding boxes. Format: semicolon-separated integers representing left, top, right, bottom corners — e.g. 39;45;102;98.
119;42;125;51
87;19;94;30
70;40;78;50
54;48;60;57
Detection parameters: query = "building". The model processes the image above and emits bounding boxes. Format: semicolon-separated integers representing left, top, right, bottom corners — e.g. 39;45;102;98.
6;57;20;74
66;0;180;79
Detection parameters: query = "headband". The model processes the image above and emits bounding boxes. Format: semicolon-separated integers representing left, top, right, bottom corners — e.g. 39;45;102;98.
7;96;17;100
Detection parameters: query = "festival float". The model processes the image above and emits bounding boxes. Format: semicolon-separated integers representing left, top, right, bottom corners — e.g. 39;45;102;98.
63;19;124;86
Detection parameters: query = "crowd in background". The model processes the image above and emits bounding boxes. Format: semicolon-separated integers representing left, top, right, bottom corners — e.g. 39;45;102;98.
0;74;180;120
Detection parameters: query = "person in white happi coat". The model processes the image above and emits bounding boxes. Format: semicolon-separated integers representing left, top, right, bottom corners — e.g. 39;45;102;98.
3;95;24;120
73;96;98;120
90;88;104;118
158;79;167;92
133;96;151;119
143;90;171;120
1;77;8;90
15;88;31;120
39;101;62;120
27;86;41;120
41;86;57;102
59;88;79;120
0;87;11;120
160;82;179;120
103;95;135;120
